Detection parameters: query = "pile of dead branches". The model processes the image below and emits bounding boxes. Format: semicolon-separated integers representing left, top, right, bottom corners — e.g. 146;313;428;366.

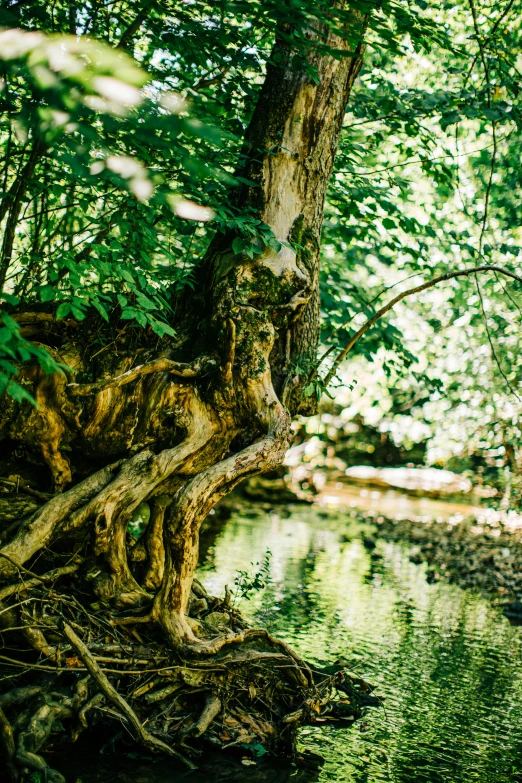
0;551;378;782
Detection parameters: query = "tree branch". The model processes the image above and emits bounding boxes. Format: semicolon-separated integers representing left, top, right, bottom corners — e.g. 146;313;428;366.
323;265;522;387
474;271;520;400
117;0;155;49
463;0;516;88
467;1;513;396
0;139;45;290
67;357;209;396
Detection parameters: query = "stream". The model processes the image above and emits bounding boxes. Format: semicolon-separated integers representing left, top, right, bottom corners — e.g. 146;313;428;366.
64;495;522;783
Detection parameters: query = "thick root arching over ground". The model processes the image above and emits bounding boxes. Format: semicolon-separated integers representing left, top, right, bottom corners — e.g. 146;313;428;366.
0;547;378;782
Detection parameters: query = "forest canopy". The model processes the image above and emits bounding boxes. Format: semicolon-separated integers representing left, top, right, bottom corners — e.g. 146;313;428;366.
0;1;520;397
0;1;521;459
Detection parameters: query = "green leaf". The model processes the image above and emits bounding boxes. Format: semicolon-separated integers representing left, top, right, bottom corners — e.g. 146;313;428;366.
0;359;18;375
149;318;176;338
92;299;109;321
56;303;72;319
135;291;156;311
1;292;19;306
440;111;461;130
6;380;36;405
121;307;147;327
39;285;55;302
71;306;86;320
232;237;249;255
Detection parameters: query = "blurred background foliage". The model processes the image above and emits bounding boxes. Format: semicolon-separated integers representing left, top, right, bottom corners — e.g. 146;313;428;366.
0;0;522;499
313;0;522;503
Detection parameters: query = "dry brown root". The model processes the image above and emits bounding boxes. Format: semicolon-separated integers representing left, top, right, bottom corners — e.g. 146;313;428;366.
0;705;18;782
0;569;378;781
15;692;76;783
61;621;195;769
143;495;169;592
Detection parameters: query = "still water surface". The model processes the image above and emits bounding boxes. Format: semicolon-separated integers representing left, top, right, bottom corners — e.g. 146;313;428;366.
199;504;522;783
69;502;522;782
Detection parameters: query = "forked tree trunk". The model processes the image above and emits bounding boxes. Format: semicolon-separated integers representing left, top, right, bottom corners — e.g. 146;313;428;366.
0;13;365;653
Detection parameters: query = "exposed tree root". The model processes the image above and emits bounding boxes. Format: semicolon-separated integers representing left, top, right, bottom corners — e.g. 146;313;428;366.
0;563;378;781
0;704;18;783
0;11;375;779
61;621;196;769
67;355;210;396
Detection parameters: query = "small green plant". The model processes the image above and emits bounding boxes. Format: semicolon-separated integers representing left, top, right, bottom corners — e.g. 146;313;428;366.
233;549;272;604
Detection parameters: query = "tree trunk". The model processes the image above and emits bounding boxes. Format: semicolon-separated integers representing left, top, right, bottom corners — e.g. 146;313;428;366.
0;11;370;774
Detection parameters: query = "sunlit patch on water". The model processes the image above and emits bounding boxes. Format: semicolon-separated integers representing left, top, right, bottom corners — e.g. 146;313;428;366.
198;505;522;783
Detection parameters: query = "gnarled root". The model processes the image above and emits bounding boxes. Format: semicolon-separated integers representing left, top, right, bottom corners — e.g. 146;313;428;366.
0;566;378;780
0;705;18;783
0;365;377;781
16;692;76;783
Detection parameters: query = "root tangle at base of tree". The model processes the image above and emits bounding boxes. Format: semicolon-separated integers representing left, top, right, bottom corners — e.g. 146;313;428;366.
0;561;379;782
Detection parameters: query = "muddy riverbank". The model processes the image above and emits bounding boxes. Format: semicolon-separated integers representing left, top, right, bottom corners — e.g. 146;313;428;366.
368;513;522;613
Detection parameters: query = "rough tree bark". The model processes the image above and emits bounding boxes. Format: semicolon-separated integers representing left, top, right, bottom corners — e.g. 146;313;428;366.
0;10;374;777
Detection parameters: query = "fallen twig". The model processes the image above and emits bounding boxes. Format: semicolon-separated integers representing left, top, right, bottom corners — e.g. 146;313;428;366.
0;553;50;583
0;478;50;502
0;564;79;601
60;622;197;769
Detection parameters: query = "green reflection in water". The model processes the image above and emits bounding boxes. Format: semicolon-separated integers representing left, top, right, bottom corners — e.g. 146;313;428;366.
198;506;522;783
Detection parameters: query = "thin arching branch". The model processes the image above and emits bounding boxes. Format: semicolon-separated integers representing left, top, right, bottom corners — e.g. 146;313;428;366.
474;272;520;400
464;0;516;89
468;0;513;396
469;0;491;108
317;269;429;369
334;137;503;178
322;265;522;387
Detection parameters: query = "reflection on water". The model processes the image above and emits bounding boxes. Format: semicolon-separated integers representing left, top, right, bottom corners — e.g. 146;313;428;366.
64;503;522;783
198;505;522;783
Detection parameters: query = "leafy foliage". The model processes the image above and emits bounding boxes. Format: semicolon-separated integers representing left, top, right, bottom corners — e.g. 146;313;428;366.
1;0;521;489
314;1;522;490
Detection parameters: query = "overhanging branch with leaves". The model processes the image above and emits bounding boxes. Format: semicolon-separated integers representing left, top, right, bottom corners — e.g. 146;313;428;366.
322;265;522;387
